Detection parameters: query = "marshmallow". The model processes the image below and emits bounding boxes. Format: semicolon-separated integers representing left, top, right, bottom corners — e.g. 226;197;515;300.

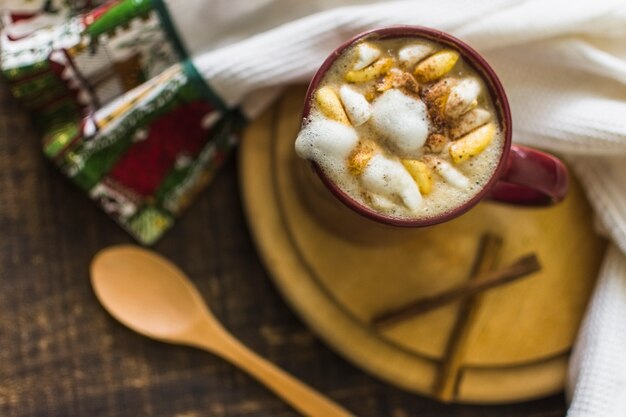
434;159;470;189
449;123;497;163
446;78;481;118
398;43;435;67
370;194;397;212
371;89;430;158
352;42;381;71
315;86;350;124
339;85;371;126
450;108;492;138
361;154;422;211
414;50;460;83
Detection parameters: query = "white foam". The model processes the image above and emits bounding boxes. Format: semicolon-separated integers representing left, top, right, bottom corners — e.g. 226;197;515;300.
295;117;359;175
446;78;481;118
352;42;381;71
398;43;435;67
361;154;422;211
339;85;371;126
371;89;430;158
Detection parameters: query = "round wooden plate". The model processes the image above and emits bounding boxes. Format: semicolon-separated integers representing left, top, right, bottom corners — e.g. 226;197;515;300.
239;86;606;403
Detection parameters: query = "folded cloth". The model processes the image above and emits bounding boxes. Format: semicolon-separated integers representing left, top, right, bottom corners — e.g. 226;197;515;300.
2;0;626;414
0;0;246;244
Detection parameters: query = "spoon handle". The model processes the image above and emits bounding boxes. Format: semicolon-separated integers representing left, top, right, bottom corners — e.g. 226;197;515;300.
205;328;355;417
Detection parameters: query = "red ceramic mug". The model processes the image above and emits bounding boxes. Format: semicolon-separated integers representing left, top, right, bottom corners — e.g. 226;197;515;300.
301;26;569;227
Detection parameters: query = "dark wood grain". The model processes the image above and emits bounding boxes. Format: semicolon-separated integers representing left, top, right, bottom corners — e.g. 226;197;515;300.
0;80;566;417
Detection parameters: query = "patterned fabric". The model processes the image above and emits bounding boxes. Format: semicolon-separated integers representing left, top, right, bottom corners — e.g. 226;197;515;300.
1;0;242;244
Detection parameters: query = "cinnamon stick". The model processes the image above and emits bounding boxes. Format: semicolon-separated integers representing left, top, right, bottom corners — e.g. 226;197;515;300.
371;253;541;330
433;234;503;401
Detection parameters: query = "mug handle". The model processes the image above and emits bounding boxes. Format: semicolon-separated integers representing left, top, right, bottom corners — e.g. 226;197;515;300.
487;145;569;206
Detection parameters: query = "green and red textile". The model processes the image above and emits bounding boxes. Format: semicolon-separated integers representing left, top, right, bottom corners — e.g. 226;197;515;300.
1;0;243;244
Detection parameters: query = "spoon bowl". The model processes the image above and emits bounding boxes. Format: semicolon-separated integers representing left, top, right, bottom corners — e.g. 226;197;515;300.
91;245;353;417
91;246;210;342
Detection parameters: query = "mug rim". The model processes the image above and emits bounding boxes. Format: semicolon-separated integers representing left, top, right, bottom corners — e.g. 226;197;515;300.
302;25;513;227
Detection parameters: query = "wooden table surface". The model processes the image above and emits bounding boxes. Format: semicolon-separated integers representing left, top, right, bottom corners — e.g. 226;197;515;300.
0;82;566;417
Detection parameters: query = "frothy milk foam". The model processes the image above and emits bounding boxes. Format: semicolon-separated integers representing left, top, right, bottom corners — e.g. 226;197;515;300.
296;118;358;177
296;36;504;220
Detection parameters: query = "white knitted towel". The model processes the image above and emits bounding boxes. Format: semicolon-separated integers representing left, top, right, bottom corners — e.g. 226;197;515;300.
168;0;626;415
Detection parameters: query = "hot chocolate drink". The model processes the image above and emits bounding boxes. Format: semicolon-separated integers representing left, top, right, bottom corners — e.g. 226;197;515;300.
295;36;504;220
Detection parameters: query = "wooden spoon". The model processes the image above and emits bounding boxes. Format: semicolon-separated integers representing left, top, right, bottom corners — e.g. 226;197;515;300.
90;245;354;417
